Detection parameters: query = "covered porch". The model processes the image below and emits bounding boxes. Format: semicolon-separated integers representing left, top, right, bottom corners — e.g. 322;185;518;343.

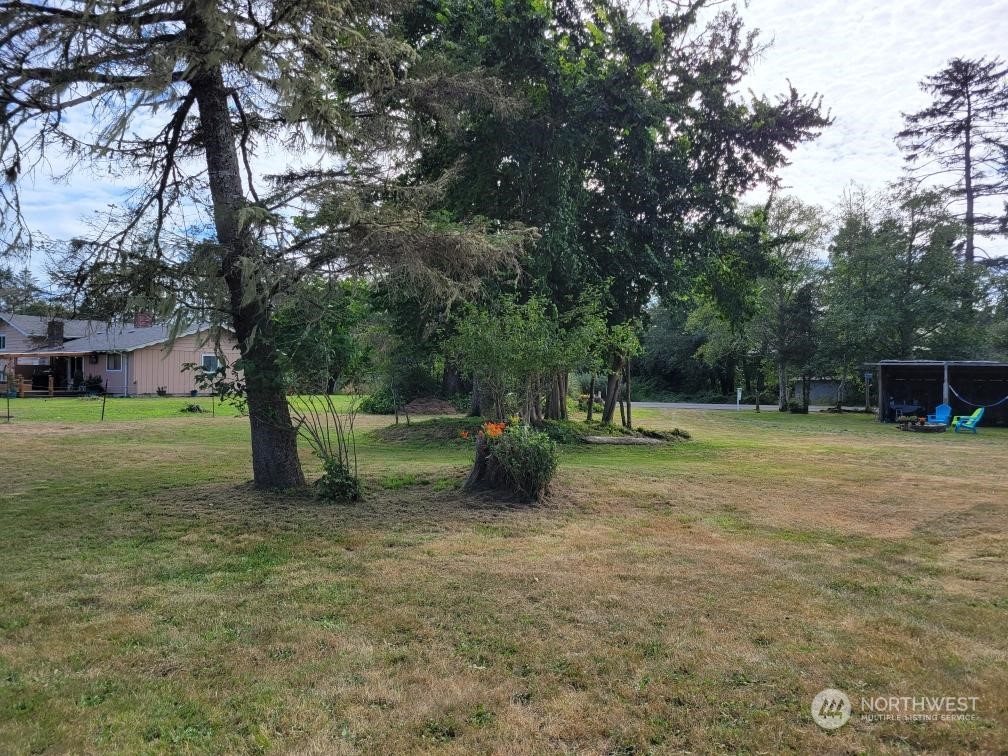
1;350;113;397
870;360;1008;426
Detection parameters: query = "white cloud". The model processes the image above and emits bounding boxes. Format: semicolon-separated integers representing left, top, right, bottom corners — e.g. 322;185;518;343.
735;0;1008;257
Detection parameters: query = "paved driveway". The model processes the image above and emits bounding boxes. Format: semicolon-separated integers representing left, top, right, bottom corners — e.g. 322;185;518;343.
632;402;854;412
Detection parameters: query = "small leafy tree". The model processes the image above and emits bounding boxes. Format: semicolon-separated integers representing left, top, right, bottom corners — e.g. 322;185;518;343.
288;394;361;503
274;282;373;502
447;296;606;422
599;322;643;428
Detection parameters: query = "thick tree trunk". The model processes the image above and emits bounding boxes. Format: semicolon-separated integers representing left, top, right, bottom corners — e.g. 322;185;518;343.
544;372;568;421
561;373;569;420
187;32;304;489
601;365;622;424
469;375;482;416
464;434;507;491
623;363;632;429
442;362;462;397
778;361;788;411
526;383;543;426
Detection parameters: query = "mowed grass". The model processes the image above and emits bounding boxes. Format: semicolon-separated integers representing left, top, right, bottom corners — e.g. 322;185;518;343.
1;402;1006;753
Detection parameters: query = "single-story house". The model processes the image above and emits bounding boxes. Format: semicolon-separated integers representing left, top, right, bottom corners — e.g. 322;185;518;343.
868;360;1008;426
0;312;240;396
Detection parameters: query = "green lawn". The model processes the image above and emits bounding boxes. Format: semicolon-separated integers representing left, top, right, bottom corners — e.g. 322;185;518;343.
0;394;363;423
1;403;1006;753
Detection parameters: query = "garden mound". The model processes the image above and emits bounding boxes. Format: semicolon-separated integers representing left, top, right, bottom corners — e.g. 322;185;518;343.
583;435;664;445
370;417;690;445
401;397;460;415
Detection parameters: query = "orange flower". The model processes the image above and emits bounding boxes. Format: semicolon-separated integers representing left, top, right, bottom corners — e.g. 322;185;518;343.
482;421;505;439
459;430;470;439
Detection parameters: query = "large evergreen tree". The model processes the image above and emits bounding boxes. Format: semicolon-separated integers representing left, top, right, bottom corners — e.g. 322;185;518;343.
0;1;524;487
897;56;1008;268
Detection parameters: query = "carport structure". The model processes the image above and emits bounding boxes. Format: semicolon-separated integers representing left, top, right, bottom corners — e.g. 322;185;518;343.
869;360;1008;425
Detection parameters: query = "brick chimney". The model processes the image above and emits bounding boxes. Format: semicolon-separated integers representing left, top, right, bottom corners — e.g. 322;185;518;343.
46;319;64;348
133;310;154;328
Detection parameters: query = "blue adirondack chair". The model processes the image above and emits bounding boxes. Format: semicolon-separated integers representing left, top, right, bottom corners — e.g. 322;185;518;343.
952;407;984;433
927;403;952;425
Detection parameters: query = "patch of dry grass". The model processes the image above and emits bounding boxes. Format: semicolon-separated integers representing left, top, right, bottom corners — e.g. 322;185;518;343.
0;409;1006;753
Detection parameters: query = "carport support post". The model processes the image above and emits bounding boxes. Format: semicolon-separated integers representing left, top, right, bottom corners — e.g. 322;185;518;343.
877;366;885;422
943;362;949;406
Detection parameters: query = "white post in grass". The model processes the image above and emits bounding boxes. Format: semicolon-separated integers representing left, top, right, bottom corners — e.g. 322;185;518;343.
736;387;742;410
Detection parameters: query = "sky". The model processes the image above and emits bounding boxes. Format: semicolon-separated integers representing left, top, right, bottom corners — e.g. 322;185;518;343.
11;0;1008;283
731;0;1008;259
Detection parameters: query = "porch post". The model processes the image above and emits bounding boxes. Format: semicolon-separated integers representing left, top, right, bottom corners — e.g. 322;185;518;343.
943;362;949;405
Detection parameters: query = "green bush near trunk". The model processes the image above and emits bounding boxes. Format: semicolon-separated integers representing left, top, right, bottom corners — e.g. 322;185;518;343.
315;457;362;503
491;424;559;501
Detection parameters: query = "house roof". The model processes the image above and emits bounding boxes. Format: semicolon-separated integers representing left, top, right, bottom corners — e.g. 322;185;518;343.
0;312;107;339
2;318;215;356
53;322;209;354
867;360;1008;368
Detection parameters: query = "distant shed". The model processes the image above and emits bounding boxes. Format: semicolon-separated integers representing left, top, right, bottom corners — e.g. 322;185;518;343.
868;360;1008;425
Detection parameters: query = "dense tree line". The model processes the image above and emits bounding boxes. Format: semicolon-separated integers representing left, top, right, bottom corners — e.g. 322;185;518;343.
636;184;1007;408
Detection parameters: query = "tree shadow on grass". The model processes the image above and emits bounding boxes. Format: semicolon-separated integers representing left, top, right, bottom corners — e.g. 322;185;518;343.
142;477;569;539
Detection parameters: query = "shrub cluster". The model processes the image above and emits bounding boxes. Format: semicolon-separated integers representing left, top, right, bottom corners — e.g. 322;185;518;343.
315;457;362;503
490;423;559;501
359;385;397;414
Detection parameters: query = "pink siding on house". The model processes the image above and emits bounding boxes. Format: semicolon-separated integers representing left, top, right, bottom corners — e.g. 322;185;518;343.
0;320;43;385
0;320;240;395
0;320;36;353
79;351;136;395
129;332;242;396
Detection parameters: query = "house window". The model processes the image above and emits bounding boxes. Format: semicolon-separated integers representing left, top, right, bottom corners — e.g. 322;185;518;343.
106;353;122;371
201;354;220;373
0;334;5;350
